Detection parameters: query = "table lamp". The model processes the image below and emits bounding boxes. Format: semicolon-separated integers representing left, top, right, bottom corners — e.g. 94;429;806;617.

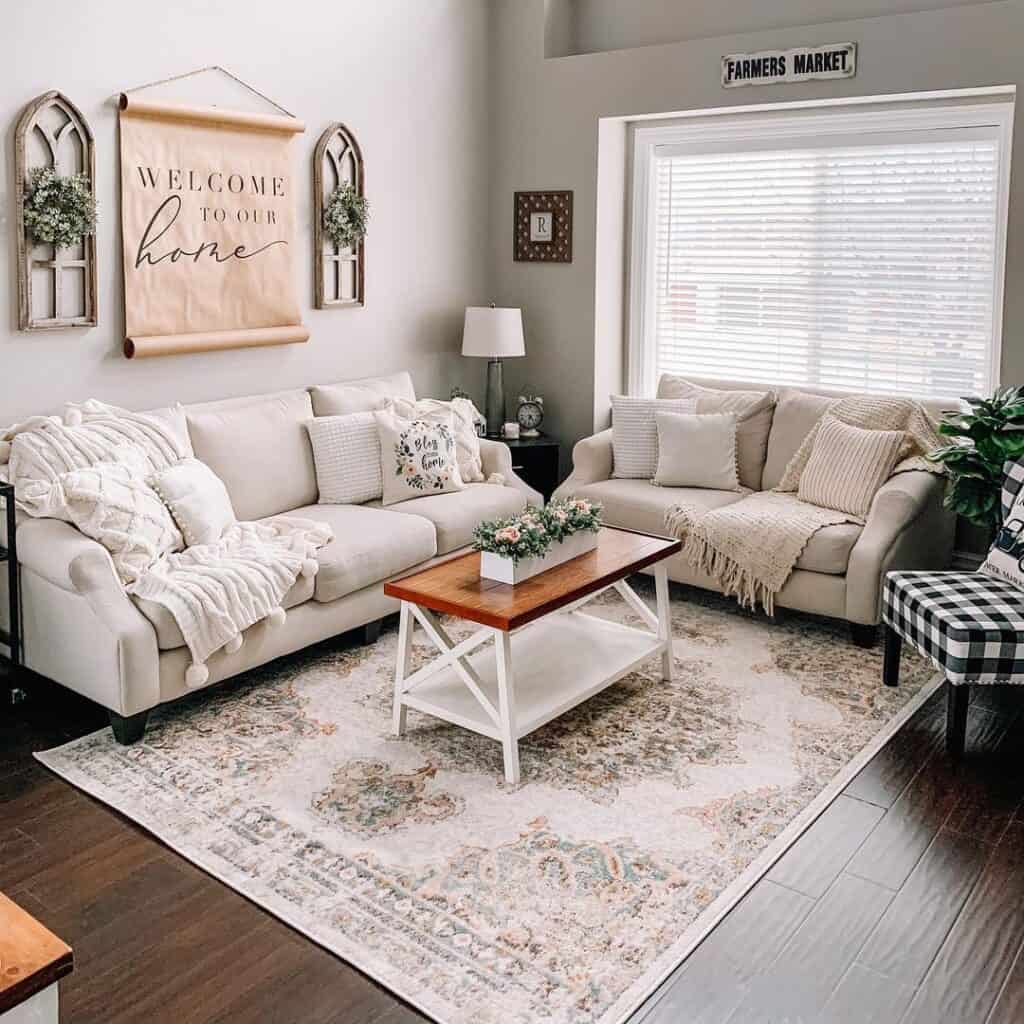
462;305;525;437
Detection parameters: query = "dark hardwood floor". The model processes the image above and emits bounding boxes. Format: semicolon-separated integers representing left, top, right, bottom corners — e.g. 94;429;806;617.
3;651;1023;1023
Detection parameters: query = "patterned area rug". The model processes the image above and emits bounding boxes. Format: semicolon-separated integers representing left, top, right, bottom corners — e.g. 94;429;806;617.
38;582;938;1024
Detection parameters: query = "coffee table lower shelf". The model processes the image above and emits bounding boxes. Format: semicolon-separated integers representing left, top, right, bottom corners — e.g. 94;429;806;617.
391;570;672;785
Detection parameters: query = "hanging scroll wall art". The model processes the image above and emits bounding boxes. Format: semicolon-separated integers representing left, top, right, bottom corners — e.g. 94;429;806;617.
15;91;98;330
313;122;366;308
118;93;309;358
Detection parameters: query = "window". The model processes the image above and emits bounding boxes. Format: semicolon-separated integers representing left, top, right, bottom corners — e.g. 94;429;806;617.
629;95;1013;400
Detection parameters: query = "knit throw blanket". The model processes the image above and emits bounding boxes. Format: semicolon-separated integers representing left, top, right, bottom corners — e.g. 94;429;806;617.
129;517;332;684
663;396;945;614
2;401;332;685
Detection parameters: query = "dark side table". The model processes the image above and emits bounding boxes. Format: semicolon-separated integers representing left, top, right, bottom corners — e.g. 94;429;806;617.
499;433;561;503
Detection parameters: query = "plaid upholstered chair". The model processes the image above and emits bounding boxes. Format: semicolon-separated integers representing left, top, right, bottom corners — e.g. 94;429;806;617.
882;458;1024;757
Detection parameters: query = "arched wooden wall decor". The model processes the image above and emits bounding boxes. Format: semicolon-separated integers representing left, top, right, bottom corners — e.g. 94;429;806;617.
313;123;365;309
15;91;98;330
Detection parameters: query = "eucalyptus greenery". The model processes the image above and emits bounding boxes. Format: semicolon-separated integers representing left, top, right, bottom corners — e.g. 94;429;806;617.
929;386;1024;533
473;498;603;563
23;167;97;249
322;182;369;248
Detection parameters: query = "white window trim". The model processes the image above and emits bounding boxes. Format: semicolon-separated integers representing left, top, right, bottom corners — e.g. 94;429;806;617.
627;89;1015;399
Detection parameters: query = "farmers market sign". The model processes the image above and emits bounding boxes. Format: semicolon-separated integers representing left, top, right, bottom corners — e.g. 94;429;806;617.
722;43;856;88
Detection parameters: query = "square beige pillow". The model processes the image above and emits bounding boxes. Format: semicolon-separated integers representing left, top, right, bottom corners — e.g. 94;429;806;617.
797;416;905;518
375;411;465;506
656;375;775;490
653;411;740;490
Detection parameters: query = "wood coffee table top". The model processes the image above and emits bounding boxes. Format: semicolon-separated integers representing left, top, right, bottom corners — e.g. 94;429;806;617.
384;526;680;632
0;891;73;1014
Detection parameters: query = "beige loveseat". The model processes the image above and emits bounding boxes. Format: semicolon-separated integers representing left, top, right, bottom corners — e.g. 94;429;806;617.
13;371;541;742
553;376;956;642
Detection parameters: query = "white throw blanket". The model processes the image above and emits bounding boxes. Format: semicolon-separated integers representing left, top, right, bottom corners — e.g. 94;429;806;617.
2;401;333;687
664;396;945;614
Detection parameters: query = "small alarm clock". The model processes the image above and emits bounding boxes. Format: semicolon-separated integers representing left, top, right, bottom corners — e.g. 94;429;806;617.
516;394;544;438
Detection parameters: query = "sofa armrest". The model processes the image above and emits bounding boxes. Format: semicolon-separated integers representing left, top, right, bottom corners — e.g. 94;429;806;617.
845;470;954;624
552;429;613;500
479;438;543;506
17;518;160;715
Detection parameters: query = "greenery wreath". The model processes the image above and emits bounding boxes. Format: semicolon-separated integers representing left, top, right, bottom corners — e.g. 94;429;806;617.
322;182;369;249
23;167;97;249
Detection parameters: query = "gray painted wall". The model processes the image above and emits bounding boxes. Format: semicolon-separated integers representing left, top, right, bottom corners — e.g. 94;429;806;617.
491;0;1024;481
1;0;491;422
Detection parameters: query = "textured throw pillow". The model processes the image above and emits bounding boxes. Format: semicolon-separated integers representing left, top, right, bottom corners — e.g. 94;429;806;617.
149;458;237;546
306;413;382;504
375;411;465;506
653;411;740;490
657;375;776;490
61;460;183;584
390;396;485;483
798;416;905;518
611;395;697;479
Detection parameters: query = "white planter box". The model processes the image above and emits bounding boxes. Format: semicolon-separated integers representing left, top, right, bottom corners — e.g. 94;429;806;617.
479;530;599;585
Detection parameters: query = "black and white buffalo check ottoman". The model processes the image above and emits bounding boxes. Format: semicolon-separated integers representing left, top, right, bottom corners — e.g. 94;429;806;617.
882;570;1024;757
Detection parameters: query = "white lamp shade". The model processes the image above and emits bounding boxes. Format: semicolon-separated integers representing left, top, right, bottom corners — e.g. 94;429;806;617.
461;306;525;358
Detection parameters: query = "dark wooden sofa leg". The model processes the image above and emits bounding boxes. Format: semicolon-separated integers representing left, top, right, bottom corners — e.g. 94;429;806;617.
361;619;382;646
883;625;902;687
850;623;878;649
109;709;150;745
946;684;970;759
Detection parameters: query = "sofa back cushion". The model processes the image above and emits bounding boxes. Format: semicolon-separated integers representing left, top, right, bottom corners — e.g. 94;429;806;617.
657;375;775;490
762;389;838;490
184;388;317;521
310;371;416;417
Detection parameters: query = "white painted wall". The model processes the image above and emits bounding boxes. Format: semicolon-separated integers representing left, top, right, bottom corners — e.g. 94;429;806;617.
1;0;491;422
491;0;1024;477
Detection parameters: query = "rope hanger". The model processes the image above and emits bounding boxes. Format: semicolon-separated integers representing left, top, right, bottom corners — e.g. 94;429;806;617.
120;65;295;117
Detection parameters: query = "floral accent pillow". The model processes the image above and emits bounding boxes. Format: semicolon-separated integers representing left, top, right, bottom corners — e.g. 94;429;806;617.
375;411;465;506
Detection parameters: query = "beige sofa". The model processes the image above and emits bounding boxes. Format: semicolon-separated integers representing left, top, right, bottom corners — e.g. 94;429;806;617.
13;371;541;742
553;376;956;642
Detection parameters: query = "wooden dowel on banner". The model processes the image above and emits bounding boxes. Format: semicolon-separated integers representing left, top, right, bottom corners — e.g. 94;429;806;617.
118;95;304;135
124;325;310;359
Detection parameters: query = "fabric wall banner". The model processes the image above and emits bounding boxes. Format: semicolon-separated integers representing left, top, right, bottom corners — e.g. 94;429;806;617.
721;43;857;88
118;95;309;359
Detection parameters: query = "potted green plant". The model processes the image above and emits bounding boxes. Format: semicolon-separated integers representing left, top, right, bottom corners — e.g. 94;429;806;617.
929;386;1024;536
23;167;97;249
322;182;368;249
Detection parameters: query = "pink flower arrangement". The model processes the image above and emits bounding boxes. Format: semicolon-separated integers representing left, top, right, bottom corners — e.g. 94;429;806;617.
473;497;603;564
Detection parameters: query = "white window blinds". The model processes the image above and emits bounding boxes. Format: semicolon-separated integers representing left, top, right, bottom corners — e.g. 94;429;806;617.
637;117;1007;400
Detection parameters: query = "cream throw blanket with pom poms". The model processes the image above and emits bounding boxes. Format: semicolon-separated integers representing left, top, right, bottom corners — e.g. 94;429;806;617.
663;396;945;615
1;400;332;688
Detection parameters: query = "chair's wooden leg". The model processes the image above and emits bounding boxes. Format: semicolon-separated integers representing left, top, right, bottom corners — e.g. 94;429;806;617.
109;709;150;745
946;684;970;759
850;623;878;649
883;625;902;687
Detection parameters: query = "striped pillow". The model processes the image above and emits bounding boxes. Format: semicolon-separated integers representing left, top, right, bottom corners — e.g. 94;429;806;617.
798;416;905;519
611;395;697;479
307;412;383;504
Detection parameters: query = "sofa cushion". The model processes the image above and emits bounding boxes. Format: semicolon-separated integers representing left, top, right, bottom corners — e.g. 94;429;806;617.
794;523;863;575
288;503;437;603
185;389;318;521
657;375;775;490
570;478;747;537
136;574;314;651
762;389;838;490
310;371;417;417
368;483;530;554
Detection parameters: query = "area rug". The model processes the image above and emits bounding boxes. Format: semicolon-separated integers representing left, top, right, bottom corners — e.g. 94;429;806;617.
37;582;939;1024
